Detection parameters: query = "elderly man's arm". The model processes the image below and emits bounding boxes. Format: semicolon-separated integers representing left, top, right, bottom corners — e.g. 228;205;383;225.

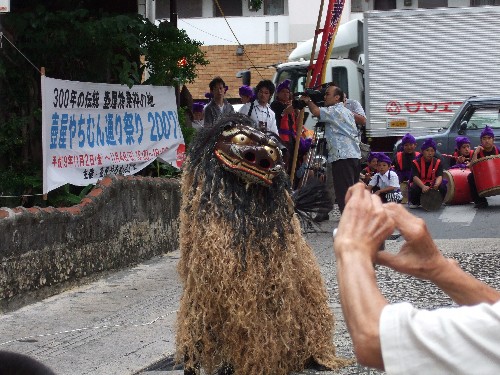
377;204;500;306
334;183;395;369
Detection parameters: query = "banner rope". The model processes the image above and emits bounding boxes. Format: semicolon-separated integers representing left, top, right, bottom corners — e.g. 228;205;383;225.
0;32;42;74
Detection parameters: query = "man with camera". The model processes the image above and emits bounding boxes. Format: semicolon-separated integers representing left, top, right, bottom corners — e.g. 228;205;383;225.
300;84;361;213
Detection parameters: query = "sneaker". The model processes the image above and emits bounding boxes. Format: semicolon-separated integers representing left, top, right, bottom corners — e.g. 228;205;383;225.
408;203;419;209
474;201;488;209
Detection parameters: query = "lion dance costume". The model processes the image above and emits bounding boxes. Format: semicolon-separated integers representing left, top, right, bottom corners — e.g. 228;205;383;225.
176;113;348;374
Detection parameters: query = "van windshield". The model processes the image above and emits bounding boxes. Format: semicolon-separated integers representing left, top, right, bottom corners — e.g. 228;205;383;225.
465;107;500;130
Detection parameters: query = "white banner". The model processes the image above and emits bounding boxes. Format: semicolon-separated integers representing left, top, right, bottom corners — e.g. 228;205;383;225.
42;76;185;194
0;0;9;12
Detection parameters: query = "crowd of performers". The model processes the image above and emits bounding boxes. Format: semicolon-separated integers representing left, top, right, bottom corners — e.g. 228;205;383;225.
188;75;499;213
362;127;499;210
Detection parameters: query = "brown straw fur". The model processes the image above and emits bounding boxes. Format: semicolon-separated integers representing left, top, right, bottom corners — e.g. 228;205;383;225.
176;114;349;374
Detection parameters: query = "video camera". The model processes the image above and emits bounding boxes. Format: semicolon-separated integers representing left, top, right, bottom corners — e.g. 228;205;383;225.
292;87;326;110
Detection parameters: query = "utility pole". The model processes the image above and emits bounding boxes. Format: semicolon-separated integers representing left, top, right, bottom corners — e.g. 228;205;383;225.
145;0;156;23
170;0;177;28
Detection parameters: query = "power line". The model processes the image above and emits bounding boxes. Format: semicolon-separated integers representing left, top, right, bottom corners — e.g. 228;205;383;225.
213;0;264;81
179;19;236;44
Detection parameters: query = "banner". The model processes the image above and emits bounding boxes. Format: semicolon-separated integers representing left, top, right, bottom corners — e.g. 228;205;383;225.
309;0;345;88
42;76;185;194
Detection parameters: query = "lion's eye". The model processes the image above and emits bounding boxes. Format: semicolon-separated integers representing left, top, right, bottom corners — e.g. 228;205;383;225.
264;146;279;161
231;134;253;145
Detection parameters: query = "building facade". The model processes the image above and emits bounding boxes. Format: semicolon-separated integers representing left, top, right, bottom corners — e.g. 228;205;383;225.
139;0;500;46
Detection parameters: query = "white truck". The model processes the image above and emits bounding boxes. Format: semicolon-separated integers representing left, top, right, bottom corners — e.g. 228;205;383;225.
273;6;500;152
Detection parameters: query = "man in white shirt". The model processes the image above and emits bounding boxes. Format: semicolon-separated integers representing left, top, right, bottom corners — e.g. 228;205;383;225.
334;183;500;374
239;79;278;135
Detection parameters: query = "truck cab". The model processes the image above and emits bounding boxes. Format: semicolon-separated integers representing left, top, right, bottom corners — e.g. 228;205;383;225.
272;18;365;129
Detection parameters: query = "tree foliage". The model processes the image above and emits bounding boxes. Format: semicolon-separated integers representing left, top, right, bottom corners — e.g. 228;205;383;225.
0;4;208;200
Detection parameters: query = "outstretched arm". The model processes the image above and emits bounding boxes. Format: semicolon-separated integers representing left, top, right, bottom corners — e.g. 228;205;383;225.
334;183;395;369
300;95;321;117
377;204;500;306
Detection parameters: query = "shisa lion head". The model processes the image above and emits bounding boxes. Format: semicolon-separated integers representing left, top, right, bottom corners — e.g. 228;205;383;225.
214;122;284;186
185;113;286;189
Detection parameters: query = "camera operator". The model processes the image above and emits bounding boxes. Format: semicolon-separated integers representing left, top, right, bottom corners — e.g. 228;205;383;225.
300;84;361;214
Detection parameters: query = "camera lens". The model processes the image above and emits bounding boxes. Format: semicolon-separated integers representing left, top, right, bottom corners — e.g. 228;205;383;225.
292;99;306;110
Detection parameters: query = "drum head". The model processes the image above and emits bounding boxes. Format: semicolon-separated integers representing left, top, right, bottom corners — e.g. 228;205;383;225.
443;170;454;204
420;189;443;211
400;181;409;205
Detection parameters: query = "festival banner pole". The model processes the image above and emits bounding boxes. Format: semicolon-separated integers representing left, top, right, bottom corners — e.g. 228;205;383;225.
41;66;48;202
289;0;325;185
289;0;345;185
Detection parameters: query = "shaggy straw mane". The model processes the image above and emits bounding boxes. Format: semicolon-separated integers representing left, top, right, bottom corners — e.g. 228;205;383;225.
176;114;349;374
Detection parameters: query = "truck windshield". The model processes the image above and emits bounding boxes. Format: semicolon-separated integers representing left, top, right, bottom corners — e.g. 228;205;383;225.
275;68;308;94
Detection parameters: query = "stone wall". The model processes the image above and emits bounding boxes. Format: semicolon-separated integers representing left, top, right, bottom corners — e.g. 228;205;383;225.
185;43;297;101
0;175;181;304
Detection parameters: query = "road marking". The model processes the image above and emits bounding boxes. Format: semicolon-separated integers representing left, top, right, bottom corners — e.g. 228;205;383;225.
439;205;476;225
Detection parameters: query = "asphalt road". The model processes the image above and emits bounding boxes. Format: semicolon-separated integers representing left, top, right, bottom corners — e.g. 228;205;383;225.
1;199;499;375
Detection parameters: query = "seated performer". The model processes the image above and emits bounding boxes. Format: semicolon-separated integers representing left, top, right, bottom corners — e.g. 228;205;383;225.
467;125;500;209
408;138;446;209
393;133;419;183
450;136;474;169
367;153;403;203
360;152;379;185
191;102;205;131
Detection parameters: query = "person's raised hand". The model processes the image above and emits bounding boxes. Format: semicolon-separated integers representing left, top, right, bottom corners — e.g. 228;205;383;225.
283;104;294;115
335;183;394;261
376;203;451;280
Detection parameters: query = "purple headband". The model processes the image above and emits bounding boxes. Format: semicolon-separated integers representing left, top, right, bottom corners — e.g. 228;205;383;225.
367;152;379;162
276;79;291;93
481;125;495;138
421;138;437;151
193;102;204;112
401;133;416;145
455;136;470;149
239;85;253;97
377;153;392;165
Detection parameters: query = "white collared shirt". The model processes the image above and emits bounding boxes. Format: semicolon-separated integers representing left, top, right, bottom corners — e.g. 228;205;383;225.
368;170;400;189
239;102;278;135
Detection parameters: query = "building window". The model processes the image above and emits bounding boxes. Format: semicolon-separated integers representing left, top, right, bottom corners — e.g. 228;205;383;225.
214;0;242;17
351;0;363;12
374;0;396;10
418;0;447;8
471;0;500;5
156;0;203;18
264;0;284;15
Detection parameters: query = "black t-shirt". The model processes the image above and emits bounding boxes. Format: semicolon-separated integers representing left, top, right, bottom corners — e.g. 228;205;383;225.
393;152;417;172
411;156;443;182
477;145;500;158
270;100;287;126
